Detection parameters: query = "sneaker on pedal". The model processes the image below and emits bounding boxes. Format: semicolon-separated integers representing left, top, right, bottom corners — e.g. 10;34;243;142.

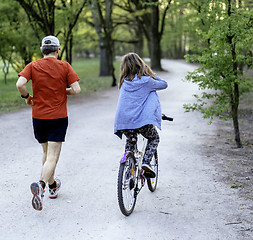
49;178;61;199
142;163;156;178
30;182;45;211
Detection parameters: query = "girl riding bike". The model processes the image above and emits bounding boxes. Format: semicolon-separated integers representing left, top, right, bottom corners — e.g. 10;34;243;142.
114;52;168;178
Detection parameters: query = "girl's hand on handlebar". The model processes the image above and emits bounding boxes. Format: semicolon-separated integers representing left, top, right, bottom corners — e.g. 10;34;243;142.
162;114;173;121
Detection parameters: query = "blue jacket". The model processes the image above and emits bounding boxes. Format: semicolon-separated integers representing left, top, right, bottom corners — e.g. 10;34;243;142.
114;75;168;138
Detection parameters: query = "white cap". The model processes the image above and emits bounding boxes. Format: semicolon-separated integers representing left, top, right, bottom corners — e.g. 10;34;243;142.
41;35;60;48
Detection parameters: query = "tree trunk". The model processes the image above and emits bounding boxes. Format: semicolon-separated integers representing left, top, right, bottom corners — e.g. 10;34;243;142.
90;0;116;86
231;82;242;148
149;35;162;70
134;20;144;57
227;0;242;147
69;34;73;64
40;0;55;35
65;33;73;64
99;36;116;86
99;38;111;76
2;59;9;84
149;3;162;71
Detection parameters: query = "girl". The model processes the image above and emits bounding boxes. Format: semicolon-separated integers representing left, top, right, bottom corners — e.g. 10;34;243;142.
114;52;168;178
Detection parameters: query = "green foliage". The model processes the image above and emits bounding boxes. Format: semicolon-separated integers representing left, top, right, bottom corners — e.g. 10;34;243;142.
73;10;99;56
231;183;242;189
161;1;186;58
184;1;253;123
0;0;41;79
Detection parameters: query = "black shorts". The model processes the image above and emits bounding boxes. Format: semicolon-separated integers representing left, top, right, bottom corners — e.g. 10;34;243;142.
32;117;68;143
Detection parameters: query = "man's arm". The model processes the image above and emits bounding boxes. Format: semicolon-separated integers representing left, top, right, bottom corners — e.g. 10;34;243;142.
66;81;81;95
16;76;33;106
16;76;28;96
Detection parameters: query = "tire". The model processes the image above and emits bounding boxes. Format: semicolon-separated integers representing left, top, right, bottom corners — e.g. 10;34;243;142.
147;150;158;192
117;154;137;216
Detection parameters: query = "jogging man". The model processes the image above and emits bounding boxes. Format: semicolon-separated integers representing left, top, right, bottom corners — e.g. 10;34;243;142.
16;35;81;211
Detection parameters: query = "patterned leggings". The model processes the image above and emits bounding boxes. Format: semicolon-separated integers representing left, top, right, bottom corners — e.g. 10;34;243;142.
123;125;160;164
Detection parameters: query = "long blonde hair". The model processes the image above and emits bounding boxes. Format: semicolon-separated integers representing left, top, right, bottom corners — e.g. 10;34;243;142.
119;52;156;89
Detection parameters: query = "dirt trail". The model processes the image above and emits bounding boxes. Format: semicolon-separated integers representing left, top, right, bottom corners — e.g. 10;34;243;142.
0;60;252;240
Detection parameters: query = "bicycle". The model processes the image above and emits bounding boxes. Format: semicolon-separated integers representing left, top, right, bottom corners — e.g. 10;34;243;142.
117;114;173;216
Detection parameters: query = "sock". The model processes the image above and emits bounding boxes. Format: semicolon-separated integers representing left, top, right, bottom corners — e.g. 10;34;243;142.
49;181;56;189
39;180;46;189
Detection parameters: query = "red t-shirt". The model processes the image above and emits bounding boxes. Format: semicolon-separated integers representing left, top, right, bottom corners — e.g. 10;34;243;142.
19;57;80;119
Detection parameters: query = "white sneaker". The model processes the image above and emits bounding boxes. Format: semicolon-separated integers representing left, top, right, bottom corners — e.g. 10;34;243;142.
30;182;45;211
142;163;156;178
49;178;61;199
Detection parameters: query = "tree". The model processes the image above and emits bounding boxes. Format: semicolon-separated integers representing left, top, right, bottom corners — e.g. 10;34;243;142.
161;1;188;59
57;0;87;64
137;0;172;70
0;34;13;83
16;0;87;64
0;2;14;83
116;0;172;70
16;0;56;37
147;0;172;70
0;0;39;78
184;0;253;148
88;0;116;86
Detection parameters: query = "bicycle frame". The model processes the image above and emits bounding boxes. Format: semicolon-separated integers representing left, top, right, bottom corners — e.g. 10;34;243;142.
120;135;148;195
120;135;147;163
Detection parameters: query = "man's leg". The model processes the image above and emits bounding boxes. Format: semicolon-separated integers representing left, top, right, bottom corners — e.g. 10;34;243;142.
40;141;62;185
41;142;48;165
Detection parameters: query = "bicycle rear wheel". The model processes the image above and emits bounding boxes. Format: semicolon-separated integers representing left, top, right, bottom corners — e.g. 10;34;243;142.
117;153;137;216
147;150;158;192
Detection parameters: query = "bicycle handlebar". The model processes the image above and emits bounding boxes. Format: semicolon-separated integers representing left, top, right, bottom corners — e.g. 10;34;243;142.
162;114;173;121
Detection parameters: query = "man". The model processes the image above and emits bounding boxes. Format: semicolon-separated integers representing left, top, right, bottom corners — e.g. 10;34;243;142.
16;35;81;211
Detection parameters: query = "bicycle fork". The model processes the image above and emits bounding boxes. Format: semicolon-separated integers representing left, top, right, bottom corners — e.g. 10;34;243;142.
120;151;145;197
134;153;146;196
134;170;145;197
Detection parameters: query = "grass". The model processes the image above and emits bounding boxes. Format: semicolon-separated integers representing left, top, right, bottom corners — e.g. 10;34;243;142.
0;63;32;113
0;58;120;114
72;58;120;93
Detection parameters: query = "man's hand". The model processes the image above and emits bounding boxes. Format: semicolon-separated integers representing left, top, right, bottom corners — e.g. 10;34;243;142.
25;95;33;106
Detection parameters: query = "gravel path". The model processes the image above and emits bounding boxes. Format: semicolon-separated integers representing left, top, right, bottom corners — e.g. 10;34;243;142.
0;60;252;240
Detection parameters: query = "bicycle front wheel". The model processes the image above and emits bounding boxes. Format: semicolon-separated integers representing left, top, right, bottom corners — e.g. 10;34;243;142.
147;150;158;192
117;153;137;216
